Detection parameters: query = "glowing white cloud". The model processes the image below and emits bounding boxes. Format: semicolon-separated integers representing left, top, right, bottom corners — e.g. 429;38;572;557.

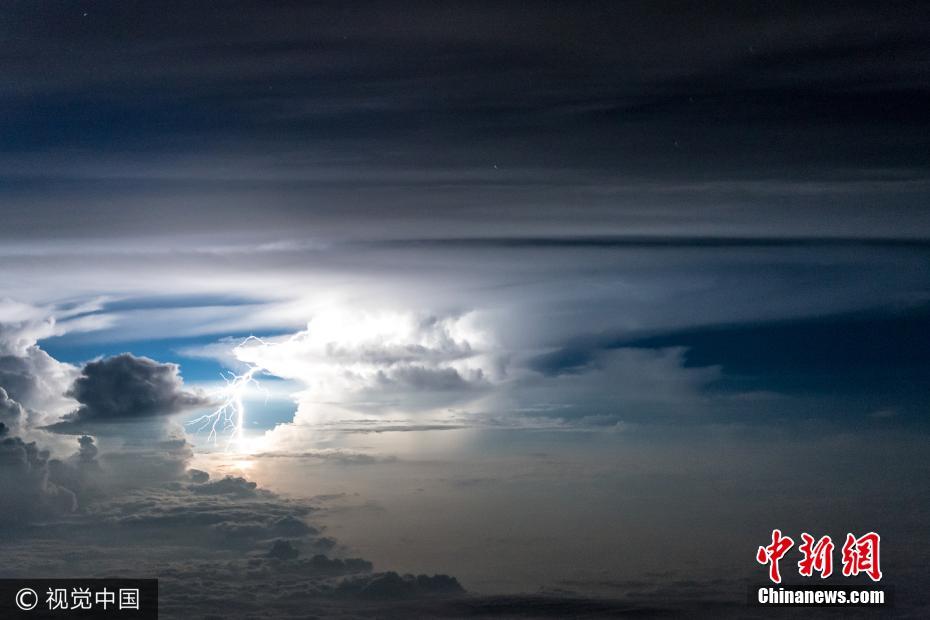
231;307;501;421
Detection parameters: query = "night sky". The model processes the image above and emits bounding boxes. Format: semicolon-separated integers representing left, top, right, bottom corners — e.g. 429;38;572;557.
1;2;929;618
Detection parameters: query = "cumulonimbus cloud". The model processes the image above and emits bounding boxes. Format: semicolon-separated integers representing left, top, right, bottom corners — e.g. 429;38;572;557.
46;354;211;432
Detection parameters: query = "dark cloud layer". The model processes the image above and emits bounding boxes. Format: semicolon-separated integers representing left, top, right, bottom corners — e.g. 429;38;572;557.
0;412;479;618
0;433;77;523
0;1;928;241
0;431;479;619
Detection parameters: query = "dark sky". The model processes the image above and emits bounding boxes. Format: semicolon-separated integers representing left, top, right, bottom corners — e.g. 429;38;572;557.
2;1;929;240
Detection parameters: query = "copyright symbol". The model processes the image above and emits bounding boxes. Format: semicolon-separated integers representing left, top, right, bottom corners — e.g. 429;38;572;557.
15;588;37;611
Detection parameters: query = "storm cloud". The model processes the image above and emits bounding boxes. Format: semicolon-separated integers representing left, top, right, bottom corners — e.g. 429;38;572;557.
0;433;77;523
50;354;210;429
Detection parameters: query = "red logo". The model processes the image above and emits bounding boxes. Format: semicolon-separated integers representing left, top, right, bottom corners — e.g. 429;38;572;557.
758;530;881;583
841;532;882;582
798;533;834;578
756;529;794;583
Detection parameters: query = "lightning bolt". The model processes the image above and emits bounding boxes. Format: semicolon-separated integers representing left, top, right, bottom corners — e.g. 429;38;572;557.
187;337;273;449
